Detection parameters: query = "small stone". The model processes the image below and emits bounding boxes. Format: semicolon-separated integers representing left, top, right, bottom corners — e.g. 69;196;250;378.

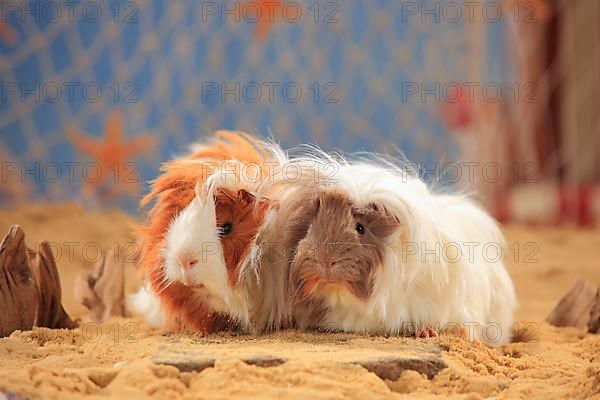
498;379;510;390
353;355;447;380
0;391;29;400
242;356;286;367
88;369;118;388
113;361;127;368
152;353;215;373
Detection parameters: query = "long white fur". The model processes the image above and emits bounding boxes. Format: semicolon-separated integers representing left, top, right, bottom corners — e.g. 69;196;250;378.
270;148;517;347
128;285;166;329
242;205;293;332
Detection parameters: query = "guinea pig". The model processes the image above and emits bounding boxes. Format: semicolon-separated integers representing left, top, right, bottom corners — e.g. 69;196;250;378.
130;131;285;333
131;172;272;332
272;152;517;347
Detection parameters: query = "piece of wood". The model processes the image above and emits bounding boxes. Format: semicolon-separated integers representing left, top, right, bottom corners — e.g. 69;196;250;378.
546;278;599;332
0;226;38;337
588;290;600;334
0;225;76;337
74;248;125;323
32;241;76;329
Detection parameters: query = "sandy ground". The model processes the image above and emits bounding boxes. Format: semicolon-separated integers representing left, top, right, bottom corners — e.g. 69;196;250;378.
0;204;599;400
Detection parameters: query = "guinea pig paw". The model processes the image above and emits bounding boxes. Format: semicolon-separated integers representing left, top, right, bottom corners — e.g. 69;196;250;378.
415;328;439;339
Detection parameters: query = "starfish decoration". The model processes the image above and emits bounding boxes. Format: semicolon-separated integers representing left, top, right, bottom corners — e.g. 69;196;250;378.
240;0;283;41
67;110;157;201
0;19;18;45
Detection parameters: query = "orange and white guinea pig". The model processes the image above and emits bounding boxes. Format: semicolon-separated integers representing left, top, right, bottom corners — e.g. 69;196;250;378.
129;131;283;333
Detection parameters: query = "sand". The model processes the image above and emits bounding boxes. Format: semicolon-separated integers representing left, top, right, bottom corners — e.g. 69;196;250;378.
0;204;598;399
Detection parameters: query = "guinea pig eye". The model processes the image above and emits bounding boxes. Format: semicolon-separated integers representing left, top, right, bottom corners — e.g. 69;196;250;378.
355;223;365;235
219;222;233;236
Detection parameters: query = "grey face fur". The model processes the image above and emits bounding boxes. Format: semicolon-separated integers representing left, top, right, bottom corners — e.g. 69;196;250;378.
277;187;400;328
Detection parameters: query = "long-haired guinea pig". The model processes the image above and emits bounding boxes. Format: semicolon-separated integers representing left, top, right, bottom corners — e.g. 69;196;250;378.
130;131;284;333
131;172;272;332
272;151;517;347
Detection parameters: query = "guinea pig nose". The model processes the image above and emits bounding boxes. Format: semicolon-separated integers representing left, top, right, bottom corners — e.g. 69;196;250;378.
178;254;198;270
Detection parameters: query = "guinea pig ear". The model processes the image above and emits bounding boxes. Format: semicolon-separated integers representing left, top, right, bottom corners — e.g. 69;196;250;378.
257;196;276;213
194;180;209;206
265;198;280;210
238;189;257;205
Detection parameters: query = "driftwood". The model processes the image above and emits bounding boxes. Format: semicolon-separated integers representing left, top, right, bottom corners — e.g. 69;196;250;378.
588;290;600;334
546;278;600;333
74;248;125;323
0;225;76;337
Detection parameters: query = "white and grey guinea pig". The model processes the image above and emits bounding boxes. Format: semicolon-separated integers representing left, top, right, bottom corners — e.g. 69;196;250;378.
274;151;517;347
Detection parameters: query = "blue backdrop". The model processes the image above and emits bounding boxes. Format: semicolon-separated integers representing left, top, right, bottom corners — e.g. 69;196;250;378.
0;0;508;210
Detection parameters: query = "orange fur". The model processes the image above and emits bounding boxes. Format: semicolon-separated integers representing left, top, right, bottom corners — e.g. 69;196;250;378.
214;188;271;287
136;131;276;333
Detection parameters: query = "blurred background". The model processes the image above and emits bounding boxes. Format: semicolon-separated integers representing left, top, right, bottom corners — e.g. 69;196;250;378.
1;0;599;224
